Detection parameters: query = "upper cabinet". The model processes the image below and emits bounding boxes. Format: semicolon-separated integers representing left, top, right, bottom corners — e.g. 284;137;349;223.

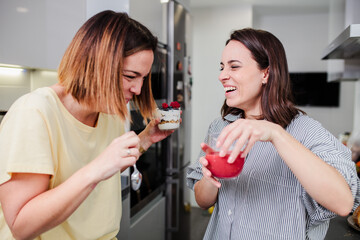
0;0;129;70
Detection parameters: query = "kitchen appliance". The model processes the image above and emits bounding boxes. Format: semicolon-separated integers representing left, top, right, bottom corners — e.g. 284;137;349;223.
322;0;360;82
121;43;169;240
322;24;360;60
121;1;193;238
129;43;168;218
322;24;360;81
165;1;193;239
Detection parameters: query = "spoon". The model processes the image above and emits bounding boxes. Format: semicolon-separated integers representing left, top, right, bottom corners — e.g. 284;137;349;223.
131;164;142;191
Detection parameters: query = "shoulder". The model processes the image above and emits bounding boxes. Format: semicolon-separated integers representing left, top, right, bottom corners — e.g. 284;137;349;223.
9;87;57;112
286;113;324;136
3;88;58;125
287;114;344;150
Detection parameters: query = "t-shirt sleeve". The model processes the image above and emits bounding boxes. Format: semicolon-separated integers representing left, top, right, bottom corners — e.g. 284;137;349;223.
300;118;358;226
0;100;55;184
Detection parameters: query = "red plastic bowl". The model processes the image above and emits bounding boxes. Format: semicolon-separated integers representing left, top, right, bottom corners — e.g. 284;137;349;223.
205;152;245;178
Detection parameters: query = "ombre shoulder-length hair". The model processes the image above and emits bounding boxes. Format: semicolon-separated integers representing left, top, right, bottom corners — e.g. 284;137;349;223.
58;10;158;120
221;28;305;128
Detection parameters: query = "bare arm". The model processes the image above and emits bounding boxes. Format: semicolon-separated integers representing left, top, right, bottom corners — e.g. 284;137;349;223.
0;131;140;240
0;169;97;240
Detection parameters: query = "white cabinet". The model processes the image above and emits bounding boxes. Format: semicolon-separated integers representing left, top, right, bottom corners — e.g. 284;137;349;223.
0;0;129;70
0;0;86;70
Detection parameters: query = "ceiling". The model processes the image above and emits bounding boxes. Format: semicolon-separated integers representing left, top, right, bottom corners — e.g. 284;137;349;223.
189;0;330;9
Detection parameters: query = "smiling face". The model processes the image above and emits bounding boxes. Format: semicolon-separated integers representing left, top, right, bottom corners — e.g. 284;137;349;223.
122;50;154;104
219;40;269;118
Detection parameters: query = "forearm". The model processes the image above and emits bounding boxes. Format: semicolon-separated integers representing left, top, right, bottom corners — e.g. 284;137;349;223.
272;126;354;216
194;179;218;209
11;165;98;240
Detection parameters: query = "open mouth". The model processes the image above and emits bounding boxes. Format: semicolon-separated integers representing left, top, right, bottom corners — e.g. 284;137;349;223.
224;86;237;93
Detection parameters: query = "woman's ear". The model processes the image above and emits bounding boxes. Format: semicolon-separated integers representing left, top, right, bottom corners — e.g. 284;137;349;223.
262;67;270;84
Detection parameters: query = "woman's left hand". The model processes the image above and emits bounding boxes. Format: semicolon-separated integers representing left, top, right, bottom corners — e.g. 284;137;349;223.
217;119;280;163
138;117;178;151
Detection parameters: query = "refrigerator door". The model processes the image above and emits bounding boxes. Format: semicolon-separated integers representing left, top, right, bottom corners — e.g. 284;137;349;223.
166;1;193;239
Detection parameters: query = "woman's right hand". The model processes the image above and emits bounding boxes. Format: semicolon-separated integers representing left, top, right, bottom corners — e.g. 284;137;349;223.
91;131;141;182
193;143;221;209
199;156;221;189
199;143;221;188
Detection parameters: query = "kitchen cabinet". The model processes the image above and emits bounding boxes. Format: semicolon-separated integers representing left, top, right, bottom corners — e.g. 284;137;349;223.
0;0;129;70
0;0;85;70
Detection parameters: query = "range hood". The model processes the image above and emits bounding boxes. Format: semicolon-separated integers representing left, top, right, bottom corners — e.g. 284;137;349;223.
322;24;360;81
322;24;360;60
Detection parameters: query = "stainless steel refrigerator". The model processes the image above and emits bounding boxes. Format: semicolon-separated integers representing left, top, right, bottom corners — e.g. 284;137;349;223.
165;1;193;239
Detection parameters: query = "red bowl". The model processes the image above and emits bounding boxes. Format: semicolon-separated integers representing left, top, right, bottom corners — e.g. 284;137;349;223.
205;152;245;178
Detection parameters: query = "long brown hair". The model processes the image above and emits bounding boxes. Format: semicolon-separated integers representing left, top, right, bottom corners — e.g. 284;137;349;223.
221;28;304;128
58;10;158;120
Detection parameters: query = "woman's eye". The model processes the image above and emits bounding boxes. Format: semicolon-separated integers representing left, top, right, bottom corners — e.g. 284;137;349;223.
231;65;239;69
124;75;136;79
219;67;224;71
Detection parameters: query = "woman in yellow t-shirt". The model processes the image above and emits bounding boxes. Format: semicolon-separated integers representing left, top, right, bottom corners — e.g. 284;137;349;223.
0;11;174;240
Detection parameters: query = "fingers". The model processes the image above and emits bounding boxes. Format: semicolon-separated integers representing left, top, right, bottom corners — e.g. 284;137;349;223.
123;147;140;160
199;157;221;188
120;131;140;149
121;156;138;167
201;143;215;155
199;156;209;167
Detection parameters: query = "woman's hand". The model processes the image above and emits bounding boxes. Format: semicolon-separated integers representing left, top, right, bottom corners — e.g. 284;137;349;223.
200;143;221;188
91;131;141;181
138;117;179;151
217;119;279;163
193;143;221;209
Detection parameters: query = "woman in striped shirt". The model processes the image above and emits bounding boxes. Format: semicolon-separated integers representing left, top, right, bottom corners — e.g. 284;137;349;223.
186;28;359;240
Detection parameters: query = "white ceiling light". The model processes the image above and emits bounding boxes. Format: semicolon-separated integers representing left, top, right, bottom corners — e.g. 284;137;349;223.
16;7;29;13
0;67;25;76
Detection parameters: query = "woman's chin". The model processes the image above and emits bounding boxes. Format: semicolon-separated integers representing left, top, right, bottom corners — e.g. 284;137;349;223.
225;99;237;108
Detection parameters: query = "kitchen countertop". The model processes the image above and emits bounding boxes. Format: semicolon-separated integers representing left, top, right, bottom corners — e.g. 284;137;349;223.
325;215;360;239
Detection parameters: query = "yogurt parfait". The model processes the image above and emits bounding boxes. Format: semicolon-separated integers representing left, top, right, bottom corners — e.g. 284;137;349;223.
157;101;181;130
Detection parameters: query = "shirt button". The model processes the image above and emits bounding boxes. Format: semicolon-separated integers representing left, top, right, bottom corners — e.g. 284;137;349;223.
228;209;232;216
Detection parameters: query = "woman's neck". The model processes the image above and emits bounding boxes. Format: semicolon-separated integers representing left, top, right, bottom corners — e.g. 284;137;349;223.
50;83;99;127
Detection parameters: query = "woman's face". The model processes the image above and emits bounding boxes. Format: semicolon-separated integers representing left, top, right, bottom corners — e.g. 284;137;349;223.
219;40;268;117
122;49;154;103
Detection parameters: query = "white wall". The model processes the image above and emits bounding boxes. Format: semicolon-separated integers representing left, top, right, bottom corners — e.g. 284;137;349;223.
190;5;252;206
253;7;354;137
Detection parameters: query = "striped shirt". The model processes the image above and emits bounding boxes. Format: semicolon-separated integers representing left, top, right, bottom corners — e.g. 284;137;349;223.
186;113;359;240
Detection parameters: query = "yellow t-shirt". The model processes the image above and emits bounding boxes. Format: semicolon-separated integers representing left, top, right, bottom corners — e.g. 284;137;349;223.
0;87;124;240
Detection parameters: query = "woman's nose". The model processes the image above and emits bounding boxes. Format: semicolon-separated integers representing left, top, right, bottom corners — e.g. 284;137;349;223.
219;69;230;82
130;81;142;95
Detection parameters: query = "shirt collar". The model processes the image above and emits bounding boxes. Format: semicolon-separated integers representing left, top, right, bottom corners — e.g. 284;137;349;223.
224;113;242;122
